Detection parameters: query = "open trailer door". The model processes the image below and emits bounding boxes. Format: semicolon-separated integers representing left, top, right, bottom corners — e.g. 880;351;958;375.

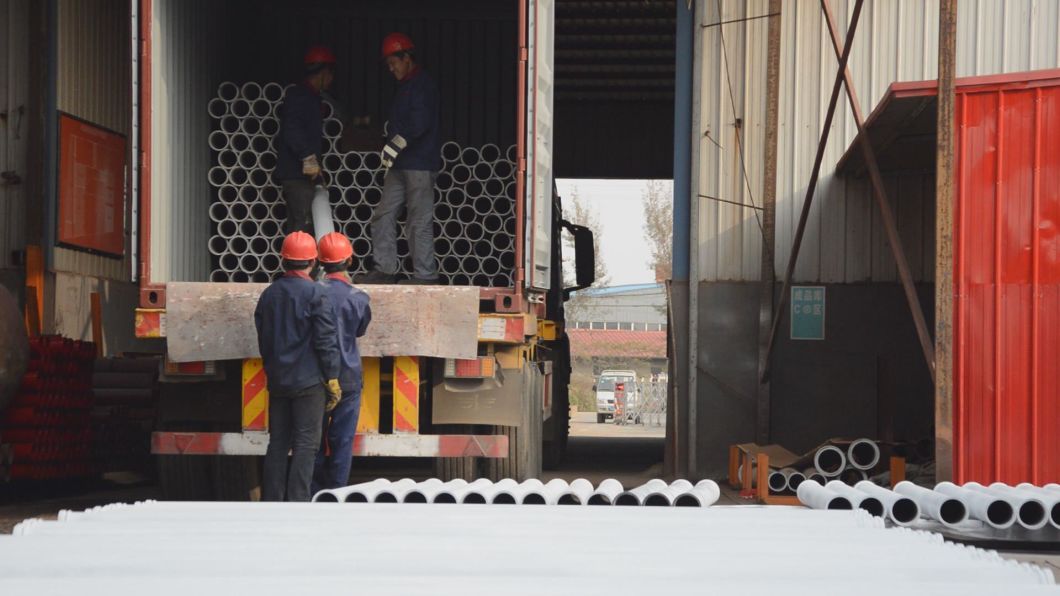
525;0;554;291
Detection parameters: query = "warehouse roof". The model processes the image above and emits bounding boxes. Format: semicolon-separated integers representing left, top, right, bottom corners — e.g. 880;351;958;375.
567;329;666;359
836;69;1060;177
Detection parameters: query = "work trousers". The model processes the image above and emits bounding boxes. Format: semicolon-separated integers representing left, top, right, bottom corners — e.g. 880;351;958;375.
263;384;326;502
370;169;438;279
312;386;363;493
281;179;315;235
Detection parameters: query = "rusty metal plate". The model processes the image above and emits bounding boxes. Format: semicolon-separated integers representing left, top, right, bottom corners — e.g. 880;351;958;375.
165;282;480;362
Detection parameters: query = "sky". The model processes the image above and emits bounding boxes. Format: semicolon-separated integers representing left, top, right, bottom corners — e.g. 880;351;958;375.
555;179;665;287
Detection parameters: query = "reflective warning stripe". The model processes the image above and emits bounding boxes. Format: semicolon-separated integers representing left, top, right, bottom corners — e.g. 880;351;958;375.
392;356;419;434
357;357;381;433
241;359;268;431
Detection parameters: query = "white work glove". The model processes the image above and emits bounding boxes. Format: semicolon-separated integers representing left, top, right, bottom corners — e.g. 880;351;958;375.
302;154;321;178
381;135;407;170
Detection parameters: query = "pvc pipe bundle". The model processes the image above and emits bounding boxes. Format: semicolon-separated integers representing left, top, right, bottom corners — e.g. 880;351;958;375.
206;82;517;286
2;502;1053;593
312;477;721;508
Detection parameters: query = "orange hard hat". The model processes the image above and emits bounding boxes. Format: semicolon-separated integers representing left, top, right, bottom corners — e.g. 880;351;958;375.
304;45;337;66
280;231;318;261
381;33;414;59
318;232;353;264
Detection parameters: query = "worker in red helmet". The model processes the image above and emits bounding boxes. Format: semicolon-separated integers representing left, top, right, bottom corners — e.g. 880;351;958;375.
311;232;372;492
254;231;342;501
274;45;338;235
356;33;442;285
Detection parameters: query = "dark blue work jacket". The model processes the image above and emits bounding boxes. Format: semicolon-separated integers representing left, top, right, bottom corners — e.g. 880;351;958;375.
276;83;324;182
388;67;442;172
320;274;373;392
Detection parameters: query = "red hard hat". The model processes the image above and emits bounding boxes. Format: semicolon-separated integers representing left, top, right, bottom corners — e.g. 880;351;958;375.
318;232;354;264
381;33;414;59
304;45;337;66
280;231;318;261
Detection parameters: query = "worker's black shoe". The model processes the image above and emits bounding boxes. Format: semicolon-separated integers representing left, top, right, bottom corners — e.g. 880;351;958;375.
397;276;440;286
354;270;398;284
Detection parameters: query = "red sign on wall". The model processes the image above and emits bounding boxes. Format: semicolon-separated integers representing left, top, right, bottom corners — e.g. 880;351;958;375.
58;114;126;257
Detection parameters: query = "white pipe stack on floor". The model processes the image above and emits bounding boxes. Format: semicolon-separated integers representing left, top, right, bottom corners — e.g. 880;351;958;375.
0;501;1052;594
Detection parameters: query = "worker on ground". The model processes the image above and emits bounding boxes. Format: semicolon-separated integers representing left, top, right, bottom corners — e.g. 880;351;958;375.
275;45;336;234
312;232;373;491
254;231;343;502
356;33;442;285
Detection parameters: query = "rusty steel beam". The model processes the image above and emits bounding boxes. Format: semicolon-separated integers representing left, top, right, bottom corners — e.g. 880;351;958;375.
820;0;937;383
934;0;958;483
760;0;865;382
756;0;782;443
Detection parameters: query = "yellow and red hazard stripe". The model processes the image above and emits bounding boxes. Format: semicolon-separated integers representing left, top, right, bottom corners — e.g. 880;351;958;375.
392;356;419;433
241;358;268;431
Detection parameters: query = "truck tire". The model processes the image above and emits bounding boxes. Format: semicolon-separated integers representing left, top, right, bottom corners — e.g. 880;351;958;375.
597;414;606;424
482;363;543;481
209;456;261;501
157;455;213;501
541;346;570;470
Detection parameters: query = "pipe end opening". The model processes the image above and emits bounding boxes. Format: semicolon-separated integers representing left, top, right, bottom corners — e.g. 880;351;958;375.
522;494;547;505
587;495;611;506
644;494;670;507
1019;501;1046;528
314;493;339;503
768;475;788;493
403;492;428;504
987;500;1015;527
558;495;581;505
492;493;517;505
674;495;700;507
859;497;885;517
463;493;487;505
940;499;968;525
891;498;920;525
851;442;878;468
827;497;853;510
433;493;457;504
374;493;399;504
344;493;369;503
614;494;640;506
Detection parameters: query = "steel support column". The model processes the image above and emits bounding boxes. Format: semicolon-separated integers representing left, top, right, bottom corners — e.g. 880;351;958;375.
934;0;957;483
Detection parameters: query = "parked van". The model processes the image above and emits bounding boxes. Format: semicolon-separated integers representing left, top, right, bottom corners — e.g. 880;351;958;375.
594;370;637;423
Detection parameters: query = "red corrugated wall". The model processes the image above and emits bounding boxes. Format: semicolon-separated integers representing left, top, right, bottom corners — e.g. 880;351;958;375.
954;74;1060;484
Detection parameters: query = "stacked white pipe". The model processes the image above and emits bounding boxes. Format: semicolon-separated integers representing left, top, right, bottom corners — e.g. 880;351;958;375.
207;81;517;286
796;478;1060;534
312;477;722;507
1;500;1053;593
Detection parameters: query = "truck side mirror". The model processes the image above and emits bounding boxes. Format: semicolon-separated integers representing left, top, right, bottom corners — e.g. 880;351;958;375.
562;220;595;300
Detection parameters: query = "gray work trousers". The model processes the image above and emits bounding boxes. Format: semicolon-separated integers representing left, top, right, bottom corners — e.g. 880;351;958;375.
370;169;438;279
281;179;314;235
263;384;325;502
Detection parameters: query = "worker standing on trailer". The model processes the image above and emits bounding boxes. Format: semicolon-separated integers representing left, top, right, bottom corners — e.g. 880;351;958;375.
312;232;373;491
356;33;442;285
275;45;337;234
254;231;343;502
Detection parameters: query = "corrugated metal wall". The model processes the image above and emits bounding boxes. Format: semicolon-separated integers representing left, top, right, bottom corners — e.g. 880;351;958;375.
149;0;222;283
55;0;131;282
695;0;1060;283
953;75;1060;484
0;0;30;269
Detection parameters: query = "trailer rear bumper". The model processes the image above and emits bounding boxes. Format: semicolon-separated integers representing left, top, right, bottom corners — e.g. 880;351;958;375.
151;431;509;458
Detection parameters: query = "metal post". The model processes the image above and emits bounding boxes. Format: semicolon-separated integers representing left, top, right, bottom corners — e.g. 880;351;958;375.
820;0;937;383
934;0;957;483
761;0;865;382
755;0;782;444
686;0;702;478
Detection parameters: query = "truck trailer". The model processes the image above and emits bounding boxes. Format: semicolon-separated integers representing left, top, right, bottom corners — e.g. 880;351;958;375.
130;0;595;498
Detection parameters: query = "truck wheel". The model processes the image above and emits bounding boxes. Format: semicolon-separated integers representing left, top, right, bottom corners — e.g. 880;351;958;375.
157;455;213;501
210;456;261;501
542;357;570;471
482;363;543;481
597;414;606;424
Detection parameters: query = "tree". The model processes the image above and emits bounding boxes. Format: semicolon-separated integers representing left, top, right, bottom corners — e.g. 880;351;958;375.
562;186;608;323
641;180;673;281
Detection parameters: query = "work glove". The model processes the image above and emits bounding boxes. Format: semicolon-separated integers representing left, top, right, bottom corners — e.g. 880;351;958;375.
325;378;342;413
302;154;321;178
381;135;407;170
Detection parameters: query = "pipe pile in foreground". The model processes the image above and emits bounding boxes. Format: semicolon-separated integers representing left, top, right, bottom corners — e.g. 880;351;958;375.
0;502;1052;593
208;82;517;286
313;478;722;507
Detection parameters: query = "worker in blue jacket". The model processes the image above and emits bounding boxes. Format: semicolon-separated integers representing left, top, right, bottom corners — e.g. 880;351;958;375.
312;232;373;491
357;33;442;285
275;45;336;234
254;231;343;502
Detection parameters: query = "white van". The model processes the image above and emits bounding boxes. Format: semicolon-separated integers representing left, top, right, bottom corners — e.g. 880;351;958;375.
594;370;638;423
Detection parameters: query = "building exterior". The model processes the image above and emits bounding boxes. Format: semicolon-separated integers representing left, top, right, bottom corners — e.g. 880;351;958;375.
567;283;667;331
